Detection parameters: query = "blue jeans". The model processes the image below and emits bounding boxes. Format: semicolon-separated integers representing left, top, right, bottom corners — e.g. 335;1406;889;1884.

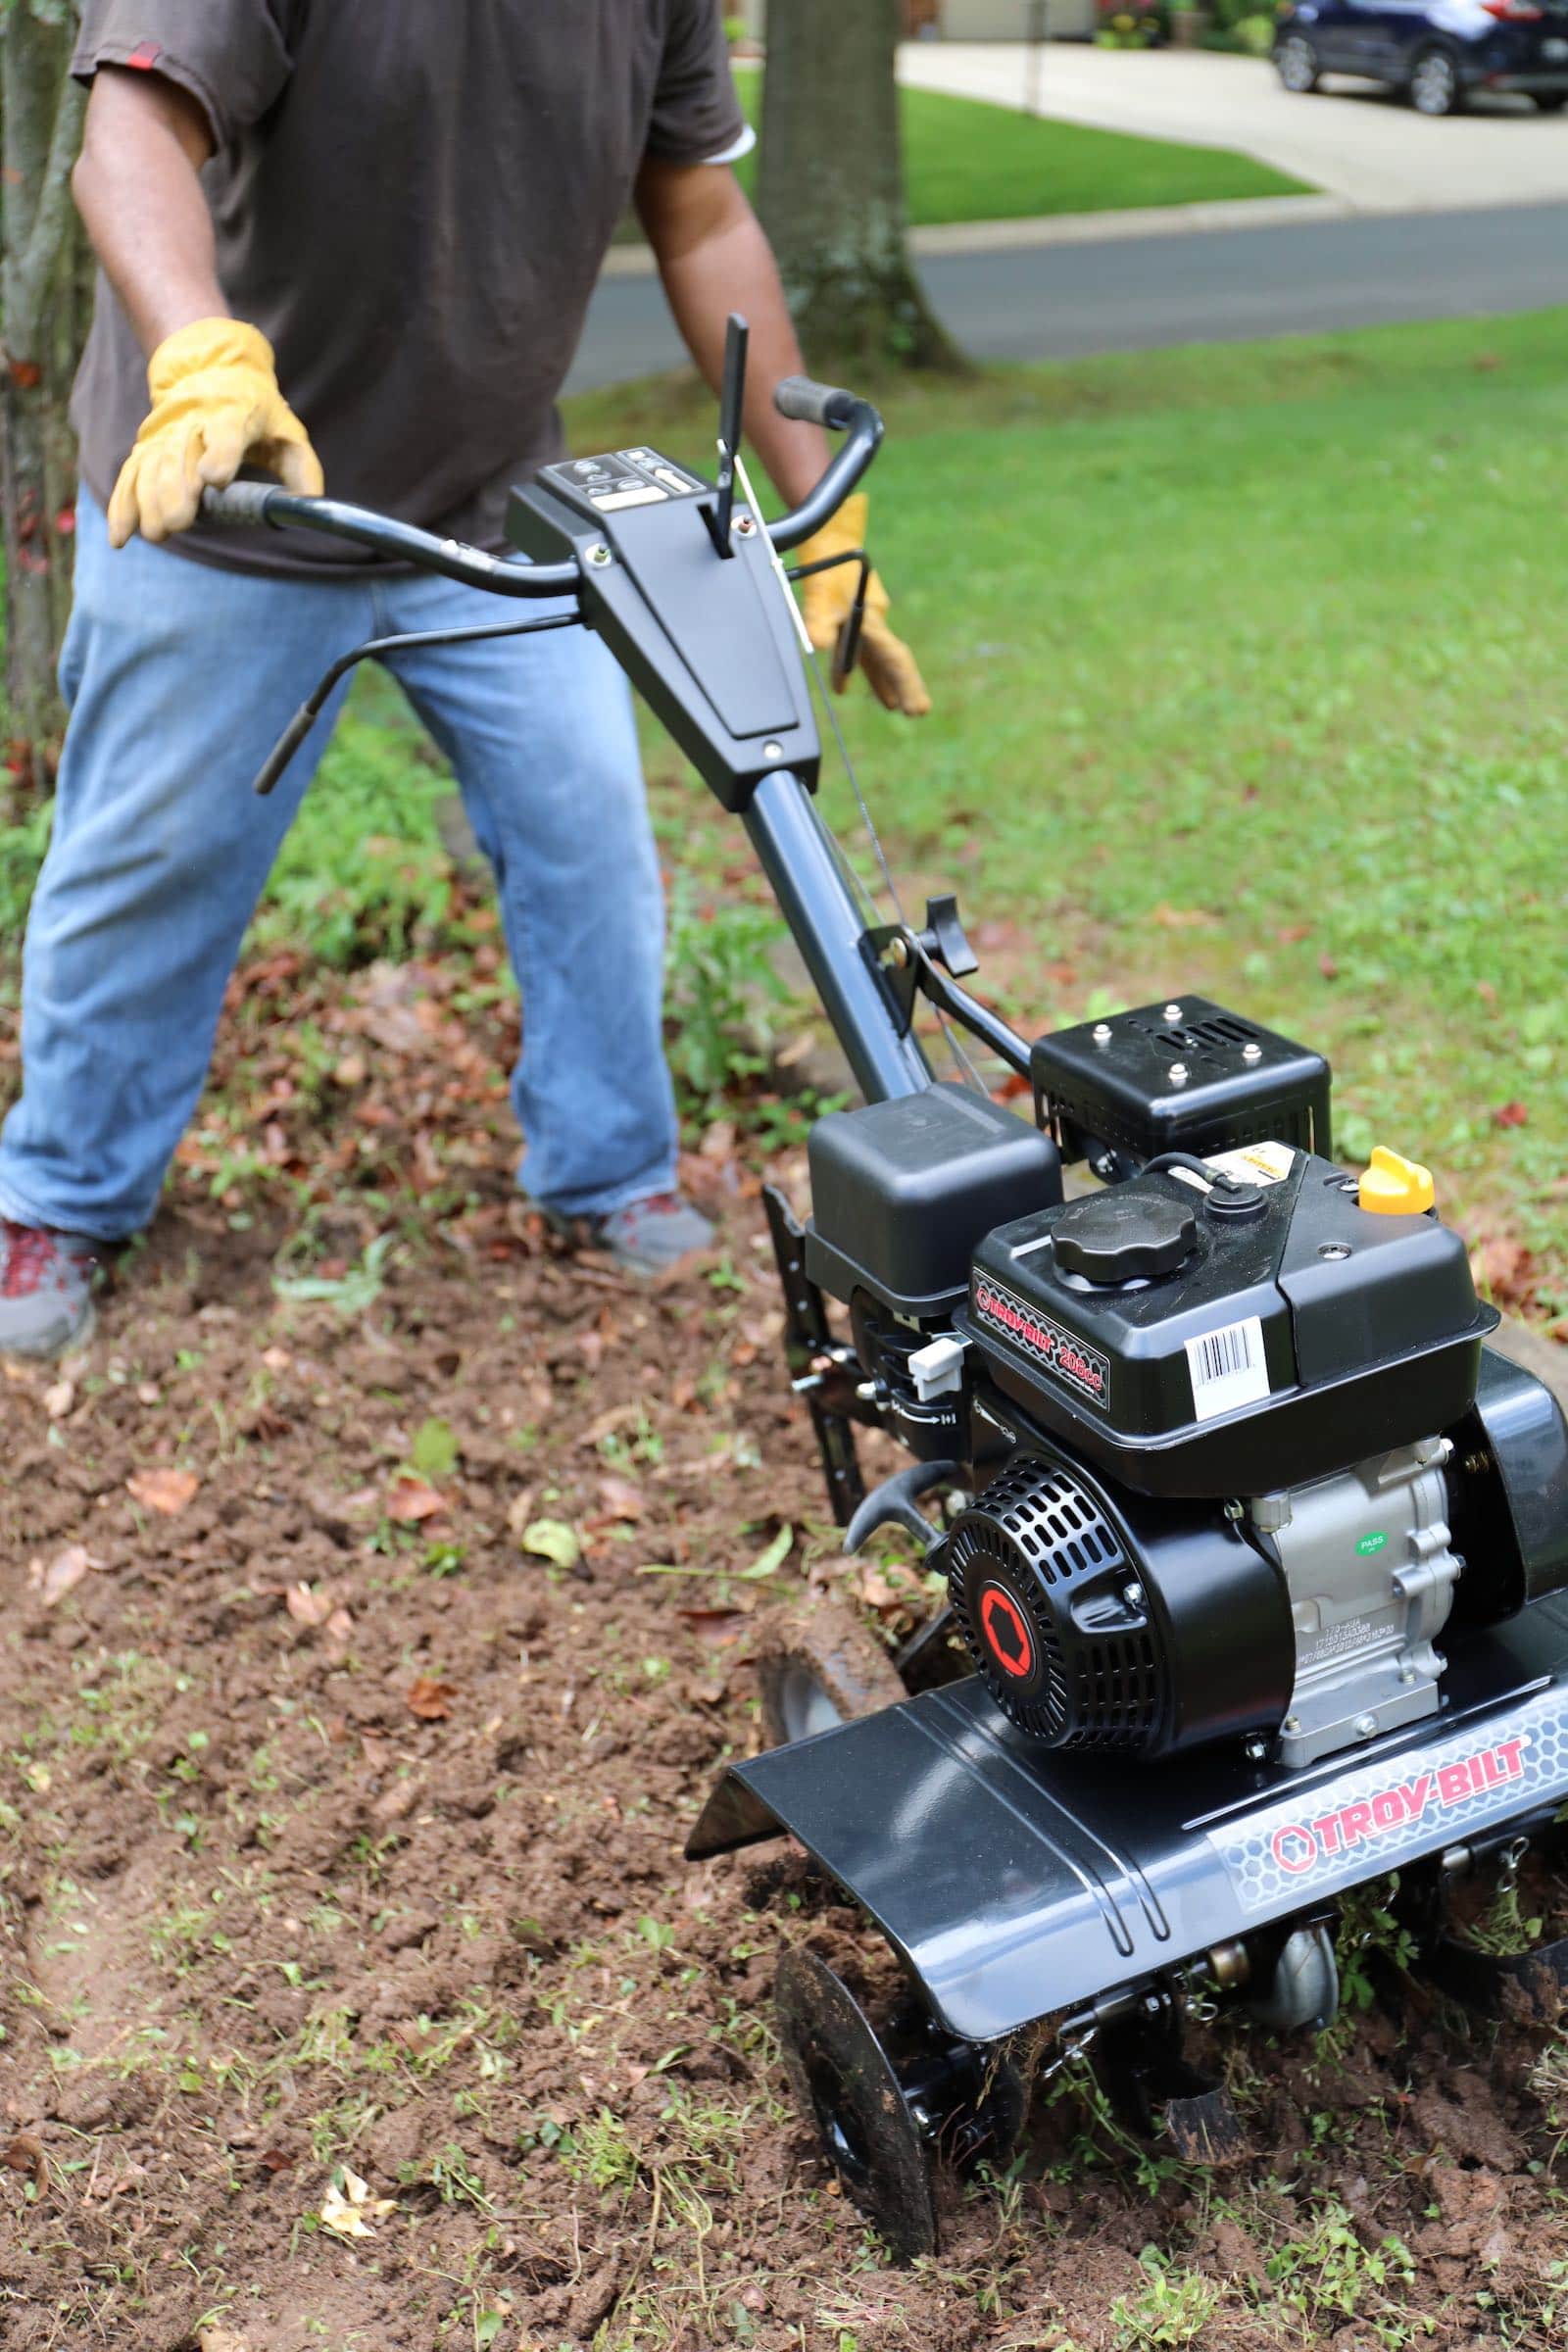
0;491;677;1241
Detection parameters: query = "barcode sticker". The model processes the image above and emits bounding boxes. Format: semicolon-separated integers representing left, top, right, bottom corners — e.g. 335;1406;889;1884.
1185;1314;1270;1422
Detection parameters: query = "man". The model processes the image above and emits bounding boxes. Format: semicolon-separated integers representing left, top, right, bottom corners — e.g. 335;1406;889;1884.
0;1;929;1357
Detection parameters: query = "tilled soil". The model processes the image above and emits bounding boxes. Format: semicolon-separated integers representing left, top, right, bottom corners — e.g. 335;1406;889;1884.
4;1015;1568;2348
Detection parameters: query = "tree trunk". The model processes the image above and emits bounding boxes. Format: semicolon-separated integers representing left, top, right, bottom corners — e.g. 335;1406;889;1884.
757;0;961;375
1;2;87;813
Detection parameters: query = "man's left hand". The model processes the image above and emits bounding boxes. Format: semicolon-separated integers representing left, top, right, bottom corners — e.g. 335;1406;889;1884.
796;493;931;719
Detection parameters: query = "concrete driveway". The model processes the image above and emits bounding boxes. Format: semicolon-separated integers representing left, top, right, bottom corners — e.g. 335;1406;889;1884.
898;42;1568;212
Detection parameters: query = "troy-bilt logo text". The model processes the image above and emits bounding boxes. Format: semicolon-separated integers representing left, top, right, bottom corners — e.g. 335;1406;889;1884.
1270;1737;1529;1876
973;1278;1111;1411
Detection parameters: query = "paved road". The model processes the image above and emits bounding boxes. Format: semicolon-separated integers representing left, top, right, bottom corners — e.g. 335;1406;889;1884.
897;44;1568;213
566;201;1568;390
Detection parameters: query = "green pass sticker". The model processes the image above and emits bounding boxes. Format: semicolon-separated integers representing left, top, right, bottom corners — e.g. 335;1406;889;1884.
1356;1531;1390;1557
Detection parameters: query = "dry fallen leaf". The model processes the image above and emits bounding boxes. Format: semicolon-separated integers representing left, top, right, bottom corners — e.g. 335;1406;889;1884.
284;1582;335;1630
126;1466;199;1517
596;1474;645;1524
505;1489;537;1539
386;1477;448;1524
675;1606;749;1642
2;2134;46;2192
406;1676;458;1722
1472;1236;1536;1310
198;2328;253;2352
318;2163;395;2240
42;1379;74;1420
35;1545;98;1608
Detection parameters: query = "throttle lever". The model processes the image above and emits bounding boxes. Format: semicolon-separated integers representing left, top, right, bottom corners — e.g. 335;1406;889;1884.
922;895;978;979
704;312;749;559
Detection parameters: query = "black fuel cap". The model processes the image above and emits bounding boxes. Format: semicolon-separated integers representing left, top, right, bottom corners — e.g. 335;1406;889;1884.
1052;1187;1197;1284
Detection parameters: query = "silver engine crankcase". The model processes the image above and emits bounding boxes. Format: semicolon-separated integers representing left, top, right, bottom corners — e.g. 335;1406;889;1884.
1250;1436;1459;1771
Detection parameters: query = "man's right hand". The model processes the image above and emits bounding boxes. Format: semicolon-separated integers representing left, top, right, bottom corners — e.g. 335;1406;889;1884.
108;318;323;548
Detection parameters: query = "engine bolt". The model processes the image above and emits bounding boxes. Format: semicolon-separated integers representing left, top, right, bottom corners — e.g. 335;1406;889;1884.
1318;1242;1351;1261
1122;1583;1146;1609
586;543;612;566
887;935;910;967
762;741;784;760
1283;1714;1302;1735
1164;1003;1184;1022
1242;1041;1263;1062
1167;1061;1189;1087
1092;1021;1112;1045
735;514;758;537
1354;1713;1378;1739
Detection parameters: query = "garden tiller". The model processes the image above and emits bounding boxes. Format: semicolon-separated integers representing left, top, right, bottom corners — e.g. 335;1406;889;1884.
214;321;1568;2257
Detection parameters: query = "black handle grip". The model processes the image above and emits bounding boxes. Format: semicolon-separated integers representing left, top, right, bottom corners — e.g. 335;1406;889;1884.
253;704;318;798
774;375;858;431
201;482;279;527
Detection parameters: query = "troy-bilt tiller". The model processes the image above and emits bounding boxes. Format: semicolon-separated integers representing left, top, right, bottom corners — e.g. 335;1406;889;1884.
218;323;1568;2257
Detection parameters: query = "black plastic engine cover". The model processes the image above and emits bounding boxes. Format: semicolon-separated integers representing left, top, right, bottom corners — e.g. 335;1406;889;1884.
960;1150;1495;1498
808;1084;1062;1319
1032;997;1331;1166
1447;1347;1568;1621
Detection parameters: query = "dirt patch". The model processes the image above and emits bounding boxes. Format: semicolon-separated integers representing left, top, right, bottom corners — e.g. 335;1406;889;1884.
4;971;1568;2349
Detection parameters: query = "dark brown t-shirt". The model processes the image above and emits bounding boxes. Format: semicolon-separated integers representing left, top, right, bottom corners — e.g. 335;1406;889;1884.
71;0;748;573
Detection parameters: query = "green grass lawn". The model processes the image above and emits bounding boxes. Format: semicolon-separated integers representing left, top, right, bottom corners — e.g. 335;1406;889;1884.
730;73;1312;224
568;311;1568;1301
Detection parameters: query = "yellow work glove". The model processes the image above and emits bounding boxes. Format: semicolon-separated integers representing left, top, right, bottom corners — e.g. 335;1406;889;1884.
108;318;324;549
797;493;931;718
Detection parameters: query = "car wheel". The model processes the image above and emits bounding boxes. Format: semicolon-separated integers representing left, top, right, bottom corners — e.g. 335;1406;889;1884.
1276;32;1320;90
1409;45;1465;114
754;1599;907;1747
1534;91;1568;109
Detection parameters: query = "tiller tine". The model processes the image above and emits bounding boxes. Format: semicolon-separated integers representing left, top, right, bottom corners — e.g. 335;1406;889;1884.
1096;2000;1250;2168
1402;1832;1568;2026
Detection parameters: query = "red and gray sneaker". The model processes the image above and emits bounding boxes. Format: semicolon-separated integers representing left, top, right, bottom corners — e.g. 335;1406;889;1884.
0;1221;100;1359
548;1191;714;1278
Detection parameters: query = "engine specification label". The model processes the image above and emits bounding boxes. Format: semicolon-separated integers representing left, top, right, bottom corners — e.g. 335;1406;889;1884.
971;1275;1112;1413
1185;1313;1270;1423
1208;1686;1568;1916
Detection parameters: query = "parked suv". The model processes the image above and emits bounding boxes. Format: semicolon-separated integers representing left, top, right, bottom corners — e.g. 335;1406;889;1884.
1275;0;1568;113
